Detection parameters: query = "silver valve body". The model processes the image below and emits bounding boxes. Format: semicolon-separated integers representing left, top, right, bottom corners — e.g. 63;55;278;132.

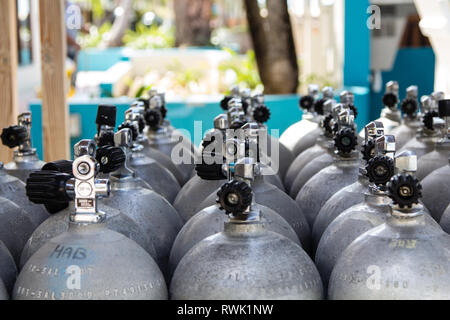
71;155;110;224
406;85;418;100
386;80;399;95
395;150;417;174
375;135;396;159
365;121;385;143
322;87;334;100
307;84;320;99
213;114;228;130
74;139;97;158
340;91;354;105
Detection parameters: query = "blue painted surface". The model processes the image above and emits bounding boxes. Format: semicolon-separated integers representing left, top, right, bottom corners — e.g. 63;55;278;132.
29;88;370;160
77;48;129;71
344;0;371;88
369;47;436;121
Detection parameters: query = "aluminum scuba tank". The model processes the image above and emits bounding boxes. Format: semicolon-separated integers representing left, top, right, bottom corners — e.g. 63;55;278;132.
359;81;402;139
389;85;422;149
280;84;322;157
285;94;337;192
14;155;167;300
421;155;450;222
315;143;406;288
312;123;387;249
398;95;441;158
439;203;450;233
98;128;183;277
328;173;450;300
194;136;311;253
416;99;450;180
1;112;45;182
117;104;181;203
288;101;360;199
19;141;157;269
142;91;197;185
0;163;49;230
0;279;7;300
170;179;323;300
295;115;360;227
169;157;301;273
0;234;16;294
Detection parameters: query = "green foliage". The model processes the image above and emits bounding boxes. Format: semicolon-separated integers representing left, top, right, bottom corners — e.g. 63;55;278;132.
78;22;112;49
218;49;263;93
123;23;175;49
303;73;337;90
167;60;204;88
91;0;105;20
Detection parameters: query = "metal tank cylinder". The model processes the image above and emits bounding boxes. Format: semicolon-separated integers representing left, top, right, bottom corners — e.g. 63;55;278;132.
312;125;389;249
389;86;422;149
295;111;360;227
1;112;45;182
118;104;181;203
439;203;450;233
170;180;323;300
13;155;167;300
416;99;450;180
0;280;7;300
421;158;450;221
0;219;18;294
398;96;440;158
328;174;450;300
285;98;337;192
280;84;321;157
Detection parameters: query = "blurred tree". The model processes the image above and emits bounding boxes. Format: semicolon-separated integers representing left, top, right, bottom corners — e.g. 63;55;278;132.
102;0;133;47
244;0;298;94
174;0;212;46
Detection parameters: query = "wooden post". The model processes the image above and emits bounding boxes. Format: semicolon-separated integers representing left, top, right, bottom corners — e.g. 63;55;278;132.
0;0;19;163
39;0;70;161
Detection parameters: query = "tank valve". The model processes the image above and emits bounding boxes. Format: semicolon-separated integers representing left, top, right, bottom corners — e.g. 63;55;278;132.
365;155;395;186
387;174;422;209
334;128;358;154
217;180;252;216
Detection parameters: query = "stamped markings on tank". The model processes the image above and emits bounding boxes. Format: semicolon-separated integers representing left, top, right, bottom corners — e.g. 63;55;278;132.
50;245;88;260
388;239;417;249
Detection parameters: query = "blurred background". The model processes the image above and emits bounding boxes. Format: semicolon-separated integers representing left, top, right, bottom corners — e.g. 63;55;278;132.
11;0;446;158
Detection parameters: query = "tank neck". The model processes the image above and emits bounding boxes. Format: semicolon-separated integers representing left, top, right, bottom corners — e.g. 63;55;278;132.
224;220;266;237
388;204;426;227
13;149;39;162
364;187;390;206
109;174;140;190
68;219;107;231
381;107;402;123
146;126;170;141
333;151;360;164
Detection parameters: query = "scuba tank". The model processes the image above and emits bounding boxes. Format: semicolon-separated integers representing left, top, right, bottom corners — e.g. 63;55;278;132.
194;134;311;253
390;86;422;149
285;91;337;192
439;203;450;233
246;92;293;179
0;279;7;300
169;157;301;273
289;102;358;199
14;155;167;300
117;104;181;203
0;226;17;299
1;112;45;182
421;155;450;222
328;173;450;300
142;90;197;185
417;99;450;180
97;128;183;277
170;178;323;300
315;141;407;288
20;140;157;269
359;81;402;139
398;95;442;158
294;110;360;227
312;122;387;249
280;84;322;157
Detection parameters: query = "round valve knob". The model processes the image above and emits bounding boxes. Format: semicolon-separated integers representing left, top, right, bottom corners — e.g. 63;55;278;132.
144;109;162;130
438;99;450;118
361;140;376;162
387;174;422;209
138;117;146;133
423;111;439;131
322;114;334;135
314;99;326;116
118;122;138;141
382;92;398;108
95;146;126;174
216;180;252;215
96;131;115;147
26;171;73;209
299;95;314;111
401;98;418;116
1;125;28;148
252;105;271;123
42;160;74;175
96;104;117;127
220;96;233;111
365;155;395;186
195;161;226;181
334;128;358;154
348;104;358;119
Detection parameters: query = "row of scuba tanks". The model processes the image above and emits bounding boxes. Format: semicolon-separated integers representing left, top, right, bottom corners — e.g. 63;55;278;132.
0;83;448;299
